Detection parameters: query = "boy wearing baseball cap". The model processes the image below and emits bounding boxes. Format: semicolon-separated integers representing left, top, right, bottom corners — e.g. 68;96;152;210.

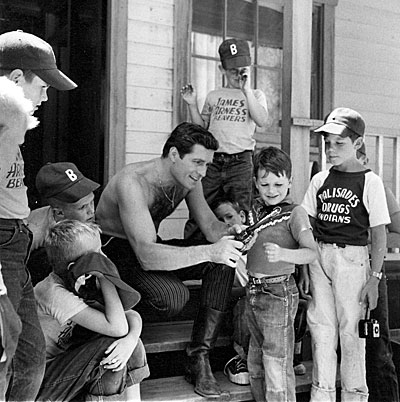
0;30;76;400
181;38;268;241
0;30;77;110
27;162;100;285
301;107;390;401
34;219;149;401
0;76;45;400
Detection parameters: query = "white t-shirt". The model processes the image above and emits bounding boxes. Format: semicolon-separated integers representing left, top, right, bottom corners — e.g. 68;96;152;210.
34;273;88;360
0;146;29;219
201;87;267;154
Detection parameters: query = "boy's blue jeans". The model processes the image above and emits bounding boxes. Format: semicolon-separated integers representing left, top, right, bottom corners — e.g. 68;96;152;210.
184;150;253;240
308;242;369;402
36;334;149;401
0;219;46;401
245;275;298;402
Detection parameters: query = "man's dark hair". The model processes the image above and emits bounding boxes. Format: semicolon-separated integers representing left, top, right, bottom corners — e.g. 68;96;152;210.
162;122;219;158
253;146;292;178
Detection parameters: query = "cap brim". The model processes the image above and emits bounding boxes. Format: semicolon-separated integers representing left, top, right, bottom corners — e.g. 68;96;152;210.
223;56;251;69
33;68;77;91
314;122;347;135
51;177;100;203
103;275;141;310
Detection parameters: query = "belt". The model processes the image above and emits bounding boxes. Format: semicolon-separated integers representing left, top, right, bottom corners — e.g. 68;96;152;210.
248;274;289;285
0;218;26;227
213;150;252;161
320;242;346;249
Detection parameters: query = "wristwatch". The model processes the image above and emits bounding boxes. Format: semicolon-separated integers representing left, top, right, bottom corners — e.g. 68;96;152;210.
371;271;383;280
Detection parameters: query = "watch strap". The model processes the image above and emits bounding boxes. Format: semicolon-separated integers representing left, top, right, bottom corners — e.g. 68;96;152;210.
371;271;382;280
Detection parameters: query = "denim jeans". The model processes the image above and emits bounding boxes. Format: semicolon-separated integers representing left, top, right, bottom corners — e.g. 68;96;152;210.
0;294;22;401
36;335;149;401
308;242;369;402
0;219;46;401
184;150;253;240
245;275;298;402
366;263;399;402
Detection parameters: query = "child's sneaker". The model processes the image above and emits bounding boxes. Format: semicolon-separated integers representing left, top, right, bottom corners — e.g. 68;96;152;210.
223;355;250;385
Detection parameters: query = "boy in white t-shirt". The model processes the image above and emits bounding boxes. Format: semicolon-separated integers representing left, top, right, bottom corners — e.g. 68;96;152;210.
181;38;268;240
34;220;149;401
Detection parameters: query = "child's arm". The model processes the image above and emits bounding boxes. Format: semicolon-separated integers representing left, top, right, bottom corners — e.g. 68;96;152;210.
240;71;268;127
263;229;317;265
100;310;142;372
360;224;386;310
71;276;129;337
180;84;207;127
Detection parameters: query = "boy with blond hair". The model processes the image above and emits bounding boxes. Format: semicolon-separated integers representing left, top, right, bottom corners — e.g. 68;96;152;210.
302;108;390;402
35;220;149;401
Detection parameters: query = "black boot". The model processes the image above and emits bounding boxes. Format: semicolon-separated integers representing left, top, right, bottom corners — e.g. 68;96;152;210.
186;307;228;398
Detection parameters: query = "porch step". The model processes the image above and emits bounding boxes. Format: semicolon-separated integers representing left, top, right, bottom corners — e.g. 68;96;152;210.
141;320;230;354
141;361;317;402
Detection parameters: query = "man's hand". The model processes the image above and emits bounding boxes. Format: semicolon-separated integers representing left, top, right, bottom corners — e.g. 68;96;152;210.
180;83;197;105
360;277;379;310
209;236;243;268
226;224;244;236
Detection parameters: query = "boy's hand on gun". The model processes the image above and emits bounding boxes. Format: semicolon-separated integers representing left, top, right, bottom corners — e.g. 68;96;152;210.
101;336;137;372
264;242;282;263
360;277;379;310
180;83;197;105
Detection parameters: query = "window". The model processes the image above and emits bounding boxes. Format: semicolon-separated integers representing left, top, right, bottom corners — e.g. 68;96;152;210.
188;0;284;148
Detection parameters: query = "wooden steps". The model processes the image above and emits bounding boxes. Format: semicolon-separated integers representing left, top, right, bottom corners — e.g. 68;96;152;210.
140;319;337;402
141;361;316;402
141;320;230;353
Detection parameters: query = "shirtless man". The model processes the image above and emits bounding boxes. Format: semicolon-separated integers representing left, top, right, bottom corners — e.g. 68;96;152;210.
96;122;243;398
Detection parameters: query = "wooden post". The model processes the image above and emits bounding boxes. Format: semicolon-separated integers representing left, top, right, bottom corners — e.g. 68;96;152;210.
282;0;313;203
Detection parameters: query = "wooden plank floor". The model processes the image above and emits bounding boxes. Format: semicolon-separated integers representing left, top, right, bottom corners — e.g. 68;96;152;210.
141;361;319;402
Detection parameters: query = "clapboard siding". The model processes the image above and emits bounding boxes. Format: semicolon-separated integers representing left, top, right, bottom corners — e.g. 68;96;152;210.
126;131;169;155
127;87;173;111
334;0;400;140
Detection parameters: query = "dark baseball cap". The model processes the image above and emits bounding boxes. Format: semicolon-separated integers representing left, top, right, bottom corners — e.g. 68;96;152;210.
218;38;251;69
36;162;100;203
0;30;77;90
315;107;365;137
68;252;141;310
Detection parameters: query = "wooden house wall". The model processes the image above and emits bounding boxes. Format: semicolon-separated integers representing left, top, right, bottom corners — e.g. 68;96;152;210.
125;0;400;238
126;0;186;238
334;0;400;192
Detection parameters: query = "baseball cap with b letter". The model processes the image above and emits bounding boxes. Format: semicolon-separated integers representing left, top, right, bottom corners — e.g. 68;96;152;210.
36;162;100;203
0;30;77;90
218;38;251;69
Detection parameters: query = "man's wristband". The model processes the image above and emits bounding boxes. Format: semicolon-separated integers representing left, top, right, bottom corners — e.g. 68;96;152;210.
371;271;383;280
